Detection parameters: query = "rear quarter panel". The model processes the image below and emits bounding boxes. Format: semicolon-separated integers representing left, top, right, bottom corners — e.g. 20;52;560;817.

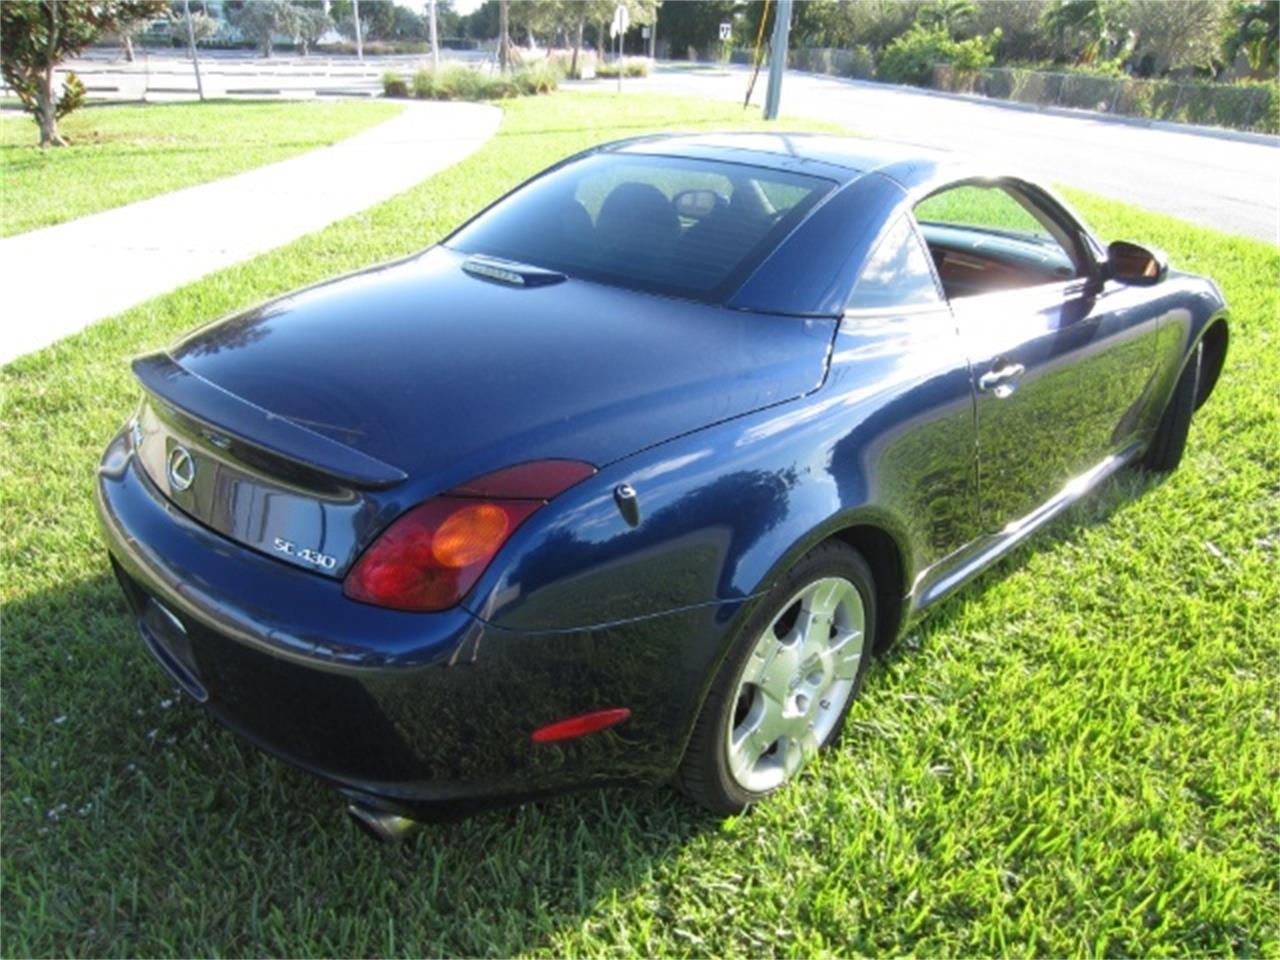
467;302;978;643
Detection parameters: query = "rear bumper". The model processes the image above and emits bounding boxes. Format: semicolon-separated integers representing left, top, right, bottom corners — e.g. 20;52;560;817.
96;430;739;816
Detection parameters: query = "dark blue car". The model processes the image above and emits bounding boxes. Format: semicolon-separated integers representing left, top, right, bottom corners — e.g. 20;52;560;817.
97;134;1228;840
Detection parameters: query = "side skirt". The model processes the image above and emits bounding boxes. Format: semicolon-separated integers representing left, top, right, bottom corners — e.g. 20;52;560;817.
904;442;1144;620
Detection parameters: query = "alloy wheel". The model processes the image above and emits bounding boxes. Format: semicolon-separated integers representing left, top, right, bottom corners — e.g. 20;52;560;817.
725;576;866;793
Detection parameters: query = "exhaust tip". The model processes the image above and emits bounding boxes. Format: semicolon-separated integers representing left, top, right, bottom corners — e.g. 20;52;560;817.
346;803;422;844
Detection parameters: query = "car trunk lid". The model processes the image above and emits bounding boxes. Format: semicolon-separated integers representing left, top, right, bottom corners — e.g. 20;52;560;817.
131;247;836;577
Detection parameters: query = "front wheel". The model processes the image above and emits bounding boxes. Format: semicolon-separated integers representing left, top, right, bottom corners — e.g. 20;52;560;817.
1143;341;1201;473
676;541;876;815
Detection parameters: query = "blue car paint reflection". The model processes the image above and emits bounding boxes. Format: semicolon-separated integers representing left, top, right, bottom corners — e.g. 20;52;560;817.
96;133;1228;822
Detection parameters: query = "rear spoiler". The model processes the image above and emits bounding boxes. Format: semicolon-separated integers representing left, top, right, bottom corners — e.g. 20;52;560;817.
132;352;407;490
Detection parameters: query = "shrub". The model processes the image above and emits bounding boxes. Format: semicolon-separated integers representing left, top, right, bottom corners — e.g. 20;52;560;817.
548;50;595;79
382;70;408;98
878;24;997;86
407;63;559;101
514;62;562;95
596;57;650;79
322;39;431;55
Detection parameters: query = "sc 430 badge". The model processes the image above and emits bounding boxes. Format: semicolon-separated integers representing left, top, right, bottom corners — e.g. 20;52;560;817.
272;538;338;570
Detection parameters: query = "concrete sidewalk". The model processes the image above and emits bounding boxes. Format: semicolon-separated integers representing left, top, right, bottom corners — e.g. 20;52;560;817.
0;100;500;365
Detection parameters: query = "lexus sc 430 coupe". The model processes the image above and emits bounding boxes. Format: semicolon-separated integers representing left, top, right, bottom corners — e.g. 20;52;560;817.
97;134;1228;841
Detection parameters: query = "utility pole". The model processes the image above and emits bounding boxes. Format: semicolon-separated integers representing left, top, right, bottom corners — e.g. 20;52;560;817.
498;0;509;73
181;0;204;101
428;0;440;70
763;0;792;120
352;0;364;61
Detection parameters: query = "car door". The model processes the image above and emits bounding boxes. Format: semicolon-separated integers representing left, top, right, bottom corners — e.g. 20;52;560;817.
914;181;1161;532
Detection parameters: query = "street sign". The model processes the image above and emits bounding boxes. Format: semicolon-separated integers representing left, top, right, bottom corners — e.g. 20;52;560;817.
719;21;732;41
641;25;650;39
610;4;630;38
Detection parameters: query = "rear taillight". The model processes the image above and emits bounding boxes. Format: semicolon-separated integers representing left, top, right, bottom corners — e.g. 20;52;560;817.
343;460;595;613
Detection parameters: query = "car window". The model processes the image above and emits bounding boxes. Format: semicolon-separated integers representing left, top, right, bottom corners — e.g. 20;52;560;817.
848;216;941;310
447;153;834;302
913;183;1081;300
916;185;1056;241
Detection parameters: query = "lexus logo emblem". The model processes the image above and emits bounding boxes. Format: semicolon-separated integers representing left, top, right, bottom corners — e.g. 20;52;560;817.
167;445;196;492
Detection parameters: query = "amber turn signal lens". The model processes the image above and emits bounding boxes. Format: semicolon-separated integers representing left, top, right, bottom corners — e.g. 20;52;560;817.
432;503;511;568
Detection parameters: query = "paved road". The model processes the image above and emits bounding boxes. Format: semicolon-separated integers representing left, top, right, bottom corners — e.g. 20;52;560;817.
19;53;1276;241
0;101;499;365
622;64;1280;244
1;47;486;102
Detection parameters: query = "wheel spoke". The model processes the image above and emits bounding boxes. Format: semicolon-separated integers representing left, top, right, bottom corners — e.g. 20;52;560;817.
829;628;865;681
753;686;790;746
739;645;769;685
758;642;801;700
806;579;842;620
782;726;820;779
728;730;765;783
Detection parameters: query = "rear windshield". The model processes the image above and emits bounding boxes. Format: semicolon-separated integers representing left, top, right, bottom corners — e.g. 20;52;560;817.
446;152;834;302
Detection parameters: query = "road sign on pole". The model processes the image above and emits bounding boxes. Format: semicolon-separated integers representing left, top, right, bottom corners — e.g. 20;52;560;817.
610;4;630;38
611;4;629;93
719;22;732;41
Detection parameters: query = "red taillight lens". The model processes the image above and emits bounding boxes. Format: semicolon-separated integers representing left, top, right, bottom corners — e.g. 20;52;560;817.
343;497;540;612
345;459;595;613
447;459;597;499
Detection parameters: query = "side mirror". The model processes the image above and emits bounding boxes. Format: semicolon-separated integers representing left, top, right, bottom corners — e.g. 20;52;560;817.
1106;240;1168;285
673;189;723;220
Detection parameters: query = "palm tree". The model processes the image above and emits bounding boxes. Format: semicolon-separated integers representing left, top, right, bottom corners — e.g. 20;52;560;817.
919;0;975;37
1043;0;1113;64
1222;0;1279;77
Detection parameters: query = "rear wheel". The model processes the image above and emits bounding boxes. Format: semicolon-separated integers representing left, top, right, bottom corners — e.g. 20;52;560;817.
677;541;875;814
1143;341;1201;473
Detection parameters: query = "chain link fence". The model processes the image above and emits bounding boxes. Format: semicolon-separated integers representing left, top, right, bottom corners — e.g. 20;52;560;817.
933;64;1278;134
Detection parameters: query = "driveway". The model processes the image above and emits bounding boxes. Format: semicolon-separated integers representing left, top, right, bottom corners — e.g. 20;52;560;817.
620;63;1280;243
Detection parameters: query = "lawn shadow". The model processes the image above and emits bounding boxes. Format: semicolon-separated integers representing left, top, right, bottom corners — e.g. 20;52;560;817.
1;568;717;955
1;466;1165;954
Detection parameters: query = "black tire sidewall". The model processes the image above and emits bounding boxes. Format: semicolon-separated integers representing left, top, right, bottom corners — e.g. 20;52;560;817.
678;541;877;814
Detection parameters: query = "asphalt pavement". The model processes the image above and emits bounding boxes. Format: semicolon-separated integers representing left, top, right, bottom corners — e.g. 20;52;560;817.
614;63;1280;244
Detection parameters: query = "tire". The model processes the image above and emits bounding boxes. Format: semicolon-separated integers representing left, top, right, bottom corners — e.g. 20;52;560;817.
1143;341;1201;473
676;541;876;815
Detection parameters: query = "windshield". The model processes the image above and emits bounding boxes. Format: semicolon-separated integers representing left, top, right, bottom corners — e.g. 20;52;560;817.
447;152;834;302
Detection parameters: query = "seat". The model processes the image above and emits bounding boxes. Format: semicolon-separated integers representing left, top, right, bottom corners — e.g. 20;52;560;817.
594;183;680;277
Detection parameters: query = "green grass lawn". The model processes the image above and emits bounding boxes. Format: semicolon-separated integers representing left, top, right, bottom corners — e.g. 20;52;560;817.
2;92;1277;957
0;99;403;237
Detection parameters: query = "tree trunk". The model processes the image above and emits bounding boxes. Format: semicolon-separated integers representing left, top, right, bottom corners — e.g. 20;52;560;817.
38;64;65;147
38;3;66;148
571;8;585;77
123;34;135;62
261;35;272;58
498;0;509;73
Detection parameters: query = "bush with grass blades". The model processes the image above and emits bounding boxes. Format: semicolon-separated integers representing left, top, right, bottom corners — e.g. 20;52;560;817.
597;57;651;79
382;70;409;98
391;63;561;101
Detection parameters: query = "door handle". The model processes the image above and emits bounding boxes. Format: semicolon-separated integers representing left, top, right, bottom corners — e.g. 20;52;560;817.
978;360;1026;398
